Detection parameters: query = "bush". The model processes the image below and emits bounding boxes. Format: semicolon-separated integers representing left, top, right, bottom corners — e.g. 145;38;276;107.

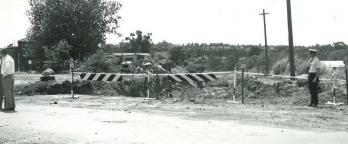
43;39;72;73
15;80;93;96
16;81;55;96
169;46;191;66
77;50;120;73
42;68;55;75
184;56;208;73
15;76;176;99
272;57;310;75
272;58;288;75
295;58;310;75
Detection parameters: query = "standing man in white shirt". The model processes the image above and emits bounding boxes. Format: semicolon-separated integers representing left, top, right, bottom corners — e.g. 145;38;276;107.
0;61;2;111
1;48;15;111
308;49;320;107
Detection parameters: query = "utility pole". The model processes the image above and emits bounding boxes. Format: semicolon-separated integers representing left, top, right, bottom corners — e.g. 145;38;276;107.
287;0;296;77
259;9;270;74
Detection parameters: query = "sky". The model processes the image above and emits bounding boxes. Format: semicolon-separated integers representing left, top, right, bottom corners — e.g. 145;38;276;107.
1;0;348;48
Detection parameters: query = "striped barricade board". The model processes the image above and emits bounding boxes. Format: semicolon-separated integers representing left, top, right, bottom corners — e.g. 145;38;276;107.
79;73;123;82
167;73;217;87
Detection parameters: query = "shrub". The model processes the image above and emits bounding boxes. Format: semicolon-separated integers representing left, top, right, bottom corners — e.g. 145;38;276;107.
43;39;72;73
272;57;310;75
78;50;120;73
295;58;310;75
169;46;191;66
184;56;208;73
16;81;55;96
15;80;93;96
272;58;288;75
207;56;224;71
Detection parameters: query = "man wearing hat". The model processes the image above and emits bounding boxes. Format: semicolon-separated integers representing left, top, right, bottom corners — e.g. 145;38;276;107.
1;48;15;111
308;49;320;107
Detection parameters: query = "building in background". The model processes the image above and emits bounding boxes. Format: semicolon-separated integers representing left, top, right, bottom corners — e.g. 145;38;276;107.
321;61;345;70
3;38;40;72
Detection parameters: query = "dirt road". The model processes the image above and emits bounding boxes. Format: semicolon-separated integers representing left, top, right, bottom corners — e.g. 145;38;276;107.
0;95;348;144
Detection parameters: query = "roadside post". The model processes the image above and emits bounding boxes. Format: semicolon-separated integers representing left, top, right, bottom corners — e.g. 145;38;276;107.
233;66;237;102
154;56;160;100
227;66;239;103
70;58;75;99
344;58;348;104
241;64;246;104
147;70;150;99
234;66;237;99
143;61;154;100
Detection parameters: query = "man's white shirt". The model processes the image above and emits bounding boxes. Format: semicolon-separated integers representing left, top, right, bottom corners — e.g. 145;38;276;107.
309;57;320;73
1;55;15;76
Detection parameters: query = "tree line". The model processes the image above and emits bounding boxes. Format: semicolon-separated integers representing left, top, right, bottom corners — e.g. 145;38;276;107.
22;0;348;74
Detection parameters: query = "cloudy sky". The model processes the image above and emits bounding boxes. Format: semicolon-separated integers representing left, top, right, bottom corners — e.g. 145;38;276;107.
1;0;348;47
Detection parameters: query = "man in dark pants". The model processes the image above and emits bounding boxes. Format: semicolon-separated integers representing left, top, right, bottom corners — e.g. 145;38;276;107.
0;70;2;111
308;49;320;107
1;48;15;111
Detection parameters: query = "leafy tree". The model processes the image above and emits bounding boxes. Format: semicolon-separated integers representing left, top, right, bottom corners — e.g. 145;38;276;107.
123;30;153;53
247;46;262;57
184;56;208;73
247;55;258;69
43;39;71;72
207;56;224;71
78;49;120;73
101;44;122;53
238;57;248;66
328;49;348;60
169;46;191;66
27;0;122;61
333;42;348;49
153;41;175;52
162;60;176;72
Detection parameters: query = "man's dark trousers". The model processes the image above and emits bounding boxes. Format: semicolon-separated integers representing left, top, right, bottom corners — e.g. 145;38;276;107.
0;74;3;110
3;74;15;109
308;73;319;106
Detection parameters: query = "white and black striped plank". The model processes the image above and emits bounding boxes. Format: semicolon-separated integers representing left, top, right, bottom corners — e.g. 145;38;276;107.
167;75;183;82
79;73;122;82
196;74;217;81
168;74;217;82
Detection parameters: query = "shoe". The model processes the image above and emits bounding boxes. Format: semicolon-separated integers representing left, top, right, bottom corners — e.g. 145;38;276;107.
2;108;14;111
307;104;313;107
312;104;318;107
